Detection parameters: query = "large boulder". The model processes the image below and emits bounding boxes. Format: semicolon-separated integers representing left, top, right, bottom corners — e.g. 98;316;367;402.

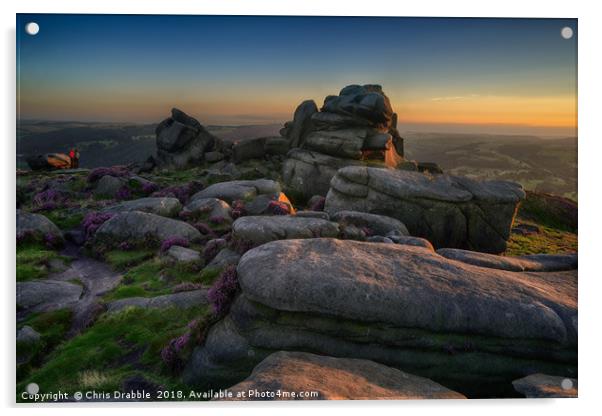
184;239;577;397
322;84;394;129
17;209;63;243
218;351;466;400
17;280;83;313
282;148;363;200
155;108;219;169
183;198;232;222
94;211;201;245
325;166;525;253
282;100;318;148
190;179;281;204
232;137;267;164
102;197;182;217
232;216;339;245
93;175;127;198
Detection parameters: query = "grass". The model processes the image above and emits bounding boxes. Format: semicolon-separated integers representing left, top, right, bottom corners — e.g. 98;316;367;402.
16;243;69;282
17;306;209;400
104;249;155;270
17;309;73;382
43;210;85;230
506;221;577;256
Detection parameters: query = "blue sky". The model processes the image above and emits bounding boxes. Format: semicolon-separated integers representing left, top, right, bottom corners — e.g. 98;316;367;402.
17;14;577;135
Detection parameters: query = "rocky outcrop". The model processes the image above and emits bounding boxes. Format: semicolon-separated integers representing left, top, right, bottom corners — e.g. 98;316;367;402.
17;280;83;314
217;351;466;400
102;197;182;217
155;108;219;169
184;239;577;397
232;216;340;245
282;85;405;200
94;211;201;245
512;373;577;398
325;166;525;253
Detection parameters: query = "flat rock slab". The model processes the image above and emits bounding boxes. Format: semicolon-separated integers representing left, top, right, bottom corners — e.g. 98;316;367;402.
217;351;465;400
107;289;207;314
237;238;576;344
232;216;340;245
17;280;83;314
437;249;578;272
102;197;182;217
166;246;201;263
325;166;525;253
95;211;201;244
191;179;280;204
331;210;408;236
512;373;577;398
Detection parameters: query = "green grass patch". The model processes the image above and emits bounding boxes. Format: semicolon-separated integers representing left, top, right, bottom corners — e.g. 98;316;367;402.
518;191;577;233
104;249;155;270
506;221;577;256
17;306;209;400
18;309;73;382
16;243;69;282
43;210;84;230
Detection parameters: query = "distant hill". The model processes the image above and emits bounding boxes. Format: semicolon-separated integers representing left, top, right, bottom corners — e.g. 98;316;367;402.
16;121;577;199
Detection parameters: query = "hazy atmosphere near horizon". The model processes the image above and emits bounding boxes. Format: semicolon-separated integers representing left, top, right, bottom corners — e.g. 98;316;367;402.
17;14;577;136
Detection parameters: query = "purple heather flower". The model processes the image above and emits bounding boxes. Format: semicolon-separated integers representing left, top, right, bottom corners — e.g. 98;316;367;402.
141;182;159;195
81;211;114;239
203;238;227;263
87;166;129;183
115;186;132;200
207;265;239;317
231;200;246;219
160;236;190;252
32;189;64;210
267;200;291;216
309;196;326;212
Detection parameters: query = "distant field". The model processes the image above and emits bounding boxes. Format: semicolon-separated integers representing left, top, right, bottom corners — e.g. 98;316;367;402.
403;132;577;200
16;121;577;200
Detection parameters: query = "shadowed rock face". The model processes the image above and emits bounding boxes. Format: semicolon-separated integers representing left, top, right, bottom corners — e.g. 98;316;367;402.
17;209;63;243
216;351;466;400
184;239;577;397
325;166;525;253
155;108;219;169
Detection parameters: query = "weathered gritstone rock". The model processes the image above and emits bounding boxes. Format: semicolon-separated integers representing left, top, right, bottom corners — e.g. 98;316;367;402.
93;175;127;197
102;197;182;217
107;289;207;314
325;166;525;253
437;249;578;272
331;210;409;237
166;246;201;263
17;280;83;314
512;373;577;398
190;179;281;204
17;209;63;242
232;216;340;245
155;108;219;169
207;248;241;270
217;351;466;400
184;239;577;397
282;149;364;199
281;85;405;200
183;198;232;222
94;211;201;244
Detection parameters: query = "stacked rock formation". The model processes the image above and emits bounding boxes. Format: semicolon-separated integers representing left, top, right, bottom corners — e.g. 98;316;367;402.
154;108;220;169
324;166;525;253
282;84;405;200
183;238;577;398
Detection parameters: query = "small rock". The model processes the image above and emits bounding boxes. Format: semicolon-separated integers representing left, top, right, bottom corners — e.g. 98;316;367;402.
207;248;241;270
166;246;201;263
512;373;577;398
205;151;225;163
295;210;330;221
366;236;394;243
17;325;41;345
331;210;409;237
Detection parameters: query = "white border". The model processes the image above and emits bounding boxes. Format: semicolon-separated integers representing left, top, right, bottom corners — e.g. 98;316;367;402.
2;1;601;415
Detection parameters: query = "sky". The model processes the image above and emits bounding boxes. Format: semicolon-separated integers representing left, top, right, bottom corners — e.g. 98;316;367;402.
16;14;577;136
